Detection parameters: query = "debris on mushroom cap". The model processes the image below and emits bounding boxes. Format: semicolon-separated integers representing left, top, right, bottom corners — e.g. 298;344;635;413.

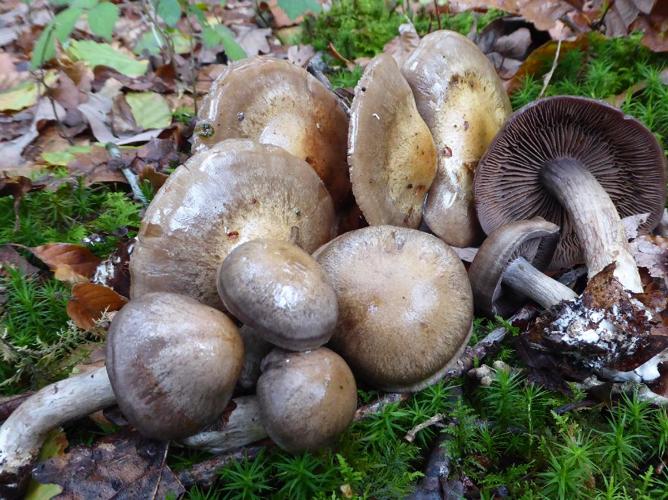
348;53;437;228
217;239;338;351
129;139;336;309
474;96;667;271
469;217;574;318
106;292;244;441
315;225;473;392
194;57;351;206
520;264;668;393
401;30;512;247
257;347;357;453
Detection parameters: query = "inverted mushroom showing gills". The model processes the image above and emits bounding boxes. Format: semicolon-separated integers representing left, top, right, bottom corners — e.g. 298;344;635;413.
194;57;350;206
315;225;473;392
349;53;437;228
217;239;338;350
474;96;667;293
106;292;244;440
257;348;357;453
130;139;337;309
469;218;577;318
401;30;511;247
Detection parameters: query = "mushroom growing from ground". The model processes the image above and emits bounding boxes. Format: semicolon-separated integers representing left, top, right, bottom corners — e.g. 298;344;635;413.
257;348;357;453
474;96;667;293
217;239;338;350
348;53;437;228
0;292;244;493
130;139;337;309
401;30;512;247
106;292;244;440
468;218;577;317
193;57;350;206
315;225;473;391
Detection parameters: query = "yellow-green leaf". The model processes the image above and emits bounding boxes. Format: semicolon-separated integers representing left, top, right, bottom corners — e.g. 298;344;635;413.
41;145;93;166
125;92;172;130
67;40;148;77
87;2;119;40
0;71;59;111
24;429;68;500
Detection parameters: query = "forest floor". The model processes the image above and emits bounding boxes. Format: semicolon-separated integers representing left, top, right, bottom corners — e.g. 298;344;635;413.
1;0;668;498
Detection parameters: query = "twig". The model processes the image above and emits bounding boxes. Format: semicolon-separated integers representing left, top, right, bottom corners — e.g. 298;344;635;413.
405;413;446;442
432;0;441;30
539;39;562;98
105;143;148;205
327;41;355;69
406;434;456;499
178;446;264;489
150;442;169;500
353;393;411;421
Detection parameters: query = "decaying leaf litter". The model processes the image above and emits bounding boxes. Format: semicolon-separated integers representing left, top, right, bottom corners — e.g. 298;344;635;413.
0;0;668;498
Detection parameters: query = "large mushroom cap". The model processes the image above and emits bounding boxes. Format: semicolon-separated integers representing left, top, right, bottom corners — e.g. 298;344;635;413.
402;30;511;247
474;96;667;270
349;53;437;228
315;225;473;391
130;139;336;309
257;347;357;453
106;292;244;440
468;217;560;317
194;57;350;206
217;239;338;350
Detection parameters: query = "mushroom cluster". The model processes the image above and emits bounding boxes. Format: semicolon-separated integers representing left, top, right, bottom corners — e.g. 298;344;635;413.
2;29;666;493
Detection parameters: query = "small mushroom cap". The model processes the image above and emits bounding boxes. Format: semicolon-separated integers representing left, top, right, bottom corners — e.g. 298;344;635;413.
401;30;511;248
194;57;350;206
130;139;336;309
468;218;560;317
474;96;668;270
217;239;338;350
257;347;357;453
349;53;437;228
315;225;473;391
106;292;244;440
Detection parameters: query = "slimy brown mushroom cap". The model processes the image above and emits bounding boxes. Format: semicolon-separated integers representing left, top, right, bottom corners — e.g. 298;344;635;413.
349;53;437;228
194;57;351;206
106;292;244;440
217;239;338;351
315;225;473;392
130;139;336;309
474;96;666;274
257;348;357;453
402;30;511;247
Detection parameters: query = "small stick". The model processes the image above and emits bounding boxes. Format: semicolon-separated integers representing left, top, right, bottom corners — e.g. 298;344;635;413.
405;413;446;442
105;143;148;206
539;39;562;98
432;0;442;30
327;42;355;69
178;446;264;489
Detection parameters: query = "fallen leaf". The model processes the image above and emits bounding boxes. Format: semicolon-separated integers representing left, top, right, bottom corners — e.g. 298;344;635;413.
67;40;148;77
287;44;315;66
630;234;668;286
92;238;134;298
0;245;39;276
67;282;127;330
32;431;185;498
125;91;172;130
24;429;68;500
383;23;420;67
41;144;93;167
31;243;101;283
0;70;58;111
233;25;271;56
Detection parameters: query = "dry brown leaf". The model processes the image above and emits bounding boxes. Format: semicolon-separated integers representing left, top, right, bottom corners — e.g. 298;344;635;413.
67;282;127;330
31;243;101;282
630;234;668;286
32;431;185;498
0;245;38;276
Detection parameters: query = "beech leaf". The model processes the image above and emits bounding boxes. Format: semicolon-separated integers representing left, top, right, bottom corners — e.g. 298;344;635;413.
31;243;102;283
67;282;127;330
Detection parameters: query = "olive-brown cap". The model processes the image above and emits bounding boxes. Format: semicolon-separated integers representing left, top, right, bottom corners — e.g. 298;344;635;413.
257;347;357;453
217;239;338;350
314;225;473;391
401;30;511;247
130;139;337;309
474;96;667;270
349;53;437;228
194;57;350;206
468;218;560;317
106;292;244;440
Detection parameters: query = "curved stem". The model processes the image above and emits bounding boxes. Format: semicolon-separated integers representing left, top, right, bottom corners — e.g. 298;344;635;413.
0;367;115;494
502;256;577;309
541;159;642;293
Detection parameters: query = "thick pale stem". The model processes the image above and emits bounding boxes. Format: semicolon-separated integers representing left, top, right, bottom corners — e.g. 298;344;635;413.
180;396;267;454
541;159;642;293
0;367;115;492
503;256;577;309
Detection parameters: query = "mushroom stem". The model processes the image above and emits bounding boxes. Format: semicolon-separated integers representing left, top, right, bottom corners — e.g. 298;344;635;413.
502;256;577;309
540;159;643;293
0;367;115;492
